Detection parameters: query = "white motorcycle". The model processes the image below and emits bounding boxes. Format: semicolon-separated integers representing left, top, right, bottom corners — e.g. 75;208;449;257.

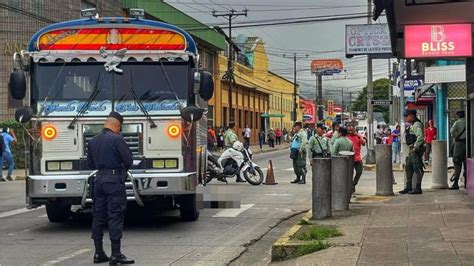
206;141;264;185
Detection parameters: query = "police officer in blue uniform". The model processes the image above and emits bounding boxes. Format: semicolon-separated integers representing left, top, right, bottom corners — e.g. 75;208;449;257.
87;112;135;264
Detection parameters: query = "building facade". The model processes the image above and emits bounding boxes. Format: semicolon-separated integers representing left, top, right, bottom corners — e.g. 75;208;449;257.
208;36;297;144
0;0;124;120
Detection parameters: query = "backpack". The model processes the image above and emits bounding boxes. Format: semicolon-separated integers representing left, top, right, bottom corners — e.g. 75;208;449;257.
0;134;4;154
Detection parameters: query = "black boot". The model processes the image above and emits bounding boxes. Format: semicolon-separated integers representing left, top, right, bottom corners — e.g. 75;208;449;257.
236;175;246;183
290;176;300;184
93;239;109;264
110;240;135;265
398;186;411;194
449;179;460;190
298;175;306;184
409;184;422;194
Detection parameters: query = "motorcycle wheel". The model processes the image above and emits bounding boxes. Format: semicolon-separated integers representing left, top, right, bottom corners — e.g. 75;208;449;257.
243;166;264;185
205;159;219;184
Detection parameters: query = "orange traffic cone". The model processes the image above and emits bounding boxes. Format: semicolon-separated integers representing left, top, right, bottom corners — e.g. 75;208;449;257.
264;160;278;185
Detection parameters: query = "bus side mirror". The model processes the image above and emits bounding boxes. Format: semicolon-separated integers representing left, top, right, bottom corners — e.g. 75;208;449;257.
199;71;214;101
181;105;204;122
9;69;26;100
15;106;33;123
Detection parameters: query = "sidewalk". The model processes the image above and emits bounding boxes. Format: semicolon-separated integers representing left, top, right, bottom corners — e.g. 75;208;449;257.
212;142;290;155
272;189;474;265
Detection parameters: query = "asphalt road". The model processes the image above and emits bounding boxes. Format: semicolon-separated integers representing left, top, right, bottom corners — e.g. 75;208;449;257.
0;149;314;265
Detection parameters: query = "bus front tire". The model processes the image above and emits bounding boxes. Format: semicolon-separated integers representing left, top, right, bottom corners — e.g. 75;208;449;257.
45;202;72;222
179;194;199;222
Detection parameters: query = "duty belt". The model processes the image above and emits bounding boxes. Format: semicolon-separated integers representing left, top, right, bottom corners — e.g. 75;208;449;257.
97;169;123;176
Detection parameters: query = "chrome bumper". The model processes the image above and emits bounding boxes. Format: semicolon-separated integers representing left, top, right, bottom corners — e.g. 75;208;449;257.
27;172;198;200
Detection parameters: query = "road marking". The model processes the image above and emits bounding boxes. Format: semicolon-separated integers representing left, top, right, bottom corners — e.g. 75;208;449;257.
284;167;294;171
264;193;292;196
212;204;254;218
42;248;91;266
0;206;44;219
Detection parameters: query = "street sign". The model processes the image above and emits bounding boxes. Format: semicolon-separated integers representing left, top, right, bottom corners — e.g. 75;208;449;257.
371;100;392;105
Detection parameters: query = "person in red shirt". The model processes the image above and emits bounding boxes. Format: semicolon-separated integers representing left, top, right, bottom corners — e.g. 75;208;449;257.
424;120;437;164
207;126;217;151
347;123;366;193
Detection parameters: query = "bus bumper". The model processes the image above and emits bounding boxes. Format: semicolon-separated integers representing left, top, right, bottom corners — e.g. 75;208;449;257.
27;172;197;200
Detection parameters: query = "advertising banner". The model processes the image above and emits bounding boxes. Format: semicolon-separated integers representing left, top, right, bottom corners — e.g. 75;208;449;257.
303;100;316;124
405;24;472;58
310;59;344;75
345;24;391;56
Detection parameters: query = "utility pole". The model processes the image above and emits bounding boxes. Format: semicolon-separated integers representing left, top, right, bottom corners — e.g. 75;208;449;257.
341;88;344;122
316;74;324;121
213;9;248;123
366;0;376;164
348;91;353;120
399;59;406;159
284;53;308;123
280;91;283;128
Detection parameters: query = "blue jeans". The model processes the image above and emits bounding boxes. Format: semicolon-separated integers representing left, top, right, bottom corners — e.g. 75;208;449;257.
259;139;264;150
0;151;15;177
392;142;400;163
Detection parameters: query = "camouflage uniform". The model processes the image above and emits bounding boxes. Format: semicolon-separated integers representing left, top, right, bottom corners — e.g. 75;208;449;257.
450;117;466;188
404;120;425;194
291;129;308;183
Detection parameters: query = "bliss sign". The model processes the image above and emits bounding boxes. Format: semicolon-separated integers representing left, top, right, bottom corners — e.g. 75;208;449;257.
405;24;472;58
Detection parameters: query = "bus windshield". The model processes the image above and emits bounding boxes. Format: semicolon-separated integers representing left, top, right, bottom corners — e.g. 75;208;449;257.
33;62;190;116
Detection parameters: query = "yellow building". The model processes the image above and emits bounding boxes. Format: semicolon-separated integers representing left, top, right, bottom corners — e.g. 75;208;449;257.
207;36;299;144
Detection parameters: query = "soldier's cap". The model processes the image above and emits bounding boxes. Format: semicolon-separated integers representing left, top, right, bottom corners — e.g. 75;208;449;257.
108;111;124;124
457;110;465;118
403;109;417;117
293;121;303;127
316;123;325;129
228;121;236;128
339;127;348;135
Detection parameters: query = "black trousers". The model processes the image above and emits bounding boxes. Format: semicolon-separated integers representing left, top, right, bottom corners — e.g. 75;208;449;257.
353;161;363;187
91;177;127;242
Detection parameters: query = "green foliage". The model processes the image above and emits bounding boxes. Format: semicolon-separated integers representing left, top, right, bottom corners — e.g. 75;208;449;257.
298;219;313;225
351;78;391;122
295;225;343;241
291;241;331;259
0;120;26;169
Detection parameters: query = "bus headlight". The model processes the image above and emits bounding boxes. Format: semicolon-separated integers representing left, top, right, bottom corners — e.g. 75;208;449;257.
46;161;74;171
60;161;73;170
152;159;178;169
46;162;60;171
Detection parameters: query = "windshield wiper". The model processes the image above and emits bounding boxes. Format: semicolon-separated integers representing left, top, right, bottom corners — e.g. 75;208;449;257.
68;73;101;129
129;71;157;128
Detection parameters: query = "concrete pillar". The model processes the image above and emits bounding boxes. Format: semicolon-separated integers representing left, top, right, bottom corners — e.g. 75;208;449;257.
431;140;448;189
375;144;394;195
312;158;332;219
331;156;350;211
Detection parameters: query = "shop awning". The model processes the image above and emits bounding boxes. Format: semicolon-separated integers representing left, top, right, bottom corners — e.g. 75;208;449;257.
261;113;285;118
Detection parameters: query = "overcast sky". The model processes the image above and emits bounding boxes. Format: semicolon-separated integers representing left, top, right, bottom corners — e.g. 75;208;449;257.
164;0;390;104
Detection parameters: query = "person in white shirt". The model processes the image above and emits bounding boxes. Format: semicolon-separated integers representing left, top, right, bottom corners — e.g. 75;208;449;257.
243;125;251;147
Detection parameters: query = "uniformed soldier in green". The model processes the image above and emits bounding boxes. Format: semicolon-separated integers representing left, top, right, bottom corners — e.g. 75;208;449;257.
224;122;238;149
450;110;466;190
399;109;425;195
290;122;308;184
308;123;330;163
331;127;354;155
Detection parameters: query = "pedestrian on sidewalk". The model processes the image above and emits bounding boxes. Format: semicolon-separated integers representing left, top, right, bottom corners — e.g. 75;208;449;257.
217;128;224;151
347;124;366;193
0;127;16;182
424;120;437;164
258;129;265;151
308;123;330;164
449;111;466;190
391;125;401;163
275;128;282;145
399;109;425;195
283;128;288;142
243;125;251;147
207;126;216;151
331;127;354;156
290;122;308;184
267;128;276;148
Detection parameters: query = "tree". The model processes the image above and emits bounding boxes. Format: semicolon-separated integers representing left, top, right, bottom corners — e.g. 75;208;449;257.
351;78;390;123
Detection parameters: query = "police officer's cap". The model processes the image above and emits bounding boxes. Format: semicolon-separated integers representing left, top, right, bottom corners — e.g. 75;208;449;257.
228;121;235;128
457;110;465;118
316;123;325;129
403;109;417;117
294;121;303;127
108;111;124;124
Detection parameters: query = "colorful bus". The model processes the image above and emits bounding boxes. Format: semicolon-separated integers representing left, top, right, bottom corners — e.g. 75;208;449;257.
9;10;213;222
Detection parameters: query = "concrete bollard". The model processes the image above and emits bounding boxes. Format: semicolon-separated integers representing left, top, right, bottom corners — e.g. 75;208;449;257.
375;144;395;196
431;140;448;189
331;156;350;211
312;158;332;219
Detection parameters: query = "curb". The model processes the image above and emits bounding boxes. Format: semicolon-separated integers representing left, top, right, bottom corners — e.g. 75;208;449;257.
271;211;312;261
363;164;432;173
